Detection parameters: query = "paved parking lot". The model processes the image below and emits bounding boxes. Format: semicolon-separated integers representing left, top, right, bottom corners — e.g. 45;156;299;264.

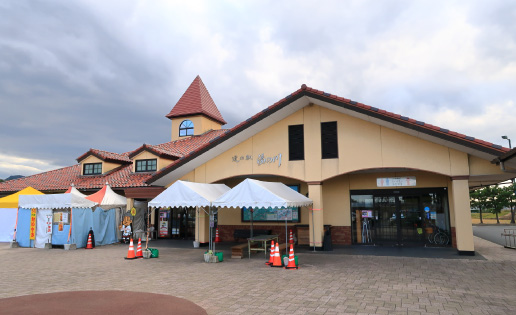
1;237;516;314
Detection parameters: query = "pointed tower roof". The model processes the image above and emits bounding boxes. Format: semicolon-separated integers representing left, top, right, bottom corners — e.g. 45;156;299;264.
166;76;227;125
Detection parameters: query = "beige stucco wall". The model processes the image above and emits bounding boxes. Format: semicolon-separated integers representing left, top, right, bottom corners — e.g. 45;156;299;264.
131;151;174;172
171;115;222;141
80;155;120;175
172;104;495;250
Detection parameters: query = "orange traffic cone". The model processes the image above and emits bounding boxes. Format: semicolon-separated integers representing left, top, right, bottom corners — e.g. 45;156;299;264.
124;238;137;260
214;228;221;243
265;240;275;265
289;229;294;244
284;244;298;269
271;243;282;267
86;233;93;249
135;238;143;258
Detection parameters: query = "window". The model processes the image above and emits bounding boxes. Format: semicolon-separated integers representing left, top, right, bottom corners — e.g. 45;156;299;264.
288;125;304;161
179;120;194;137
241;185;300;222
136;159;157;172
83;163;102;175
321;121;338;159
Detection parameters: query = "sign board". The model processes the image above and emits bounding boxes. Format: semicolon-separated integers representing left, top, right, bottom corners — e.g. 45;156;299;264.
159;221;168;237
130;207;136;216
361;210;373;218
30;208;37;240
46;215;52;234
377;176;416;187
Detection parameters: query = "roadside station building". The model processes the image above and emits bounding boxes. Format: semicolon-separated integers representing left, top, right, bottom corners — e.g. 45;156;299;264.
2;76;515;255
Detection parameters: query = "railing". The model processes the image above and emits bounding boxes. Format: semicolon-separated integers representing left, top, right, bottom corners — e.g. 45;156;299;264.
501;229;516;249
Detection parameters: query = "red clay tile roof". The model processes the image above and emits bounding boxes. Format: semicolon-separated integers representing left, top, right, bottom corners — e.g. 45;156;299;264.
147;84;510;184
77;148;132;164
166;75;227;125
0;130;228;194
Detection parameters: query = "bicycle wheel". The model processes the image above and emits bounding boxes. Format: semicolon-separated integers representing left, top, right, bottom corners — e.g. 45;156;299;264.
427;234;435;244
434;232;449;245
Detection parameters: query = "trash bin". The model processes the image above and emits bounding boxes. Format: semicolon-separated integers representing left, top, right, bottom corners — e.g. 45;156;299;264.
214;252;223;262
323;228;333;251
281;255;298;266
148;248;159;258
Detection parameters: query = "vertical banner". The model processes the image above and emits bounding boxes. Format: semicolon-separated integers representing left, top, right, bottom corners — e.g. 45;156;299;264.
46;214;52;234
30;208;37;240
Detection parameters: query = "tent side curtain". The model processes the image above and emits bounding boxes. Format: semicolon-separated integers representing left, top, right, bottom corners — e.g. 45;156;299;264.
213;178;313;209
148;180;231;208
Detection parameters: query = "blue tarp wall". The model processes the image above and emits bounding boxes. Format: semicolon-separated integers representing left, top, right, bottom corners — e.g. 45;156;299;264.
16;207;117;248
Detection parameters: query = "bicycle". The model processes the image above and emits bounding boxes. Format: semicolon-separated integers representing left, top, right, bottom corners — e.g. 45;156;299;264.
426;224;450;245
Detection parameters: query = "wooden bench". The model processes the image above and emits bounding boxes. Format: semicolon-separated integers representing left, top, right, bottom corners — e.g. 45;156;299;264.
231;243;248;259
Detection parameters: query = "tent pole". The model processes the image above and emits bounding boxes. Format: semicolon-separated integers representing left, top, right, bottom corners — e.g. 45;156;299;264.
312;208;316;252
13;207;19;241
250;208;253;238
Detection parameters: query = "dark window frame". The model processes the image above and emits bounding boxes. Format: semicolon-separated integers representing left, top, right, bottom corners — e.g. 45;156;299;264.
179;120;194;137
83;163;102;175
321;121;338;159
288;124;305;161
135;159;157;172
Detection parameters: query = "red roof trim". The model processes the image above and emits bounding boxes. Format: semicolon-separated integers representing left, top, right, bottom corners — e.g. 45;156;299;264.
147;85;509;184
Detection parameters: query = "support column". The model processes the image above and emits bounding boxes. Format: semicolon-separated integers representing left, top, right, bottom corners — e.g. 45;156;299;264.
308;182;324;249
196;207;210;243
451;178;475;255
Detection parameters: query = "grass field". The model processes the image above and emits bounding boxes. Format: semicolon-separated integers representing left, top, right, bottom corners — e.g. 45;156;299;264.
471;210;513;224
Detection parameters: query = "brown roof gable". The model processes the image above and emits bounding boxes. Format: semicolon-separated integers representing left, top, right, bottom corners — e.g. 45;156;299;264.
166;75;227;125
77;148;132;164
147;84;509;184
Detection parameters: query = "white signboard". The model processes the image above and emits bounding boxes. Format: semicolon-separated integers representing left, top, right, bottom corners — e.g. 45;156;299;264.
46;215;53;234
377;176;416;187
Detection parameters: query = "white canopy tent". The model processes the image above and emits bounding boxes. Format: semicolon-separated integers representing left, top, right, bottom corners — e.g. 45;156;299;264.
18;194;98;248
65;185;87;198
19;194;97;209
213;178;313;245
148;180;231;251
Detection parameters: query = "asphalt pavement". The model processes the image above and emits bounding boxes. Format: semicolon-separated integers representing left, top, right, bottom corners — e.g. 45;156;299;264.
473;224;516;246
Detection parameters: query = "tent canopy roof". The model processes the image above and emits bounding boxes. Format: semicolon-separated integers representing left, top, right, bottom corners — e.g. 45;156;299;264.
85;184;127;210
65;185;87;198
149;180;230;208
0;187;44;208
19;193;97;210
213;178;313;209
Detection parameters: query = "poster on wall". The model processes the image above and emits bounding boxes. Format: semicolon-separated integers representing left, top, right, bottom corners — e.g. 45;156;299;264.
242;185;300;223
159;221;168;237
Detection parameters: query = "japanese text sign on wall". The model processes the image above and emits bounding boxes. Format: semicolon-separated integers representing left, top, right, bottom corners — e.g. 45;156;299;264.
30;208;37;240
231;153;282;167
376;176;416;187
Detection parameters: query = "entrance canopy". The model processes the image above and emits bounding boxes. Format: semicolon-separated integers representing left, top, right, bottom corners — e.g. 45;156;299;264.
85;184;127;210
19;194;97;210
213;178;313;209
149;180;231;208
0;187;44;208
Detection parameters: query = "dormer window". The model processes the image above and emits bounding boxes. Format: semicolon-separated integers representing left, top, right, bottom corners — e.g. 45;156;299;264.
84;163;102;175
136;159;157;172
179;120;194;137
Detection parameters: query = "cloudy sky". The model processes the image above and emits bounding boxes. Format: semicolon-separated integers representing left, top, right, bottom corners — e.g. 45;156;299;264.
0;0;515;180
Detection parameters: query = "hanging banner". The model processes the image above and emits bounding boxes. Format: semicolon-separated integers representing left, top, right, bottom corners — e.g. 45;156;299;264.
30;208;37;240
45;214;52;234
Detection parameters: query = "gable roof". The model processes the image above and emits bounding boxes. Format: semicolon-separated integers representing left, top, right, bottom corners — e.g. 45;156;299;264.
0;130;228;194
166;75;227;125
147;84;510;186
77;148;132;164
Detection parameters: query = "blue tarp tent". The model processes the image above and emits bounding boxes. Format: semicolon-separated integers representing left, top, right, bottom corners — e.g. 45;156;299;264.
17;194;117;248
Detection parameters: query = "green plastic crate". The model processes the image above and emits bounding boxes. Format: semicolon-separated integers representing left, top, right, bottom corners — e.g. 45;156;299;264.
148;248;159;258
281;254;298;266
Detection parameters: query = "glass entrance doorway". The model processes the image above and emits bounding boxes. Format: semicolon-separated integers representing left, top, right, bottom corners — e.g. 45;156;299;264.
351;188;450;247
156;207;196;239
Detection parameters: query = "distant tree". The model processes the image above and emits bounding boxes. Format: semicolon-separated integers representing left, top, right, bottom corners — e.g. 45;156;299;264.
487;185;511;224
470;186;490;224
0;179;3;183
505;182;516;224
